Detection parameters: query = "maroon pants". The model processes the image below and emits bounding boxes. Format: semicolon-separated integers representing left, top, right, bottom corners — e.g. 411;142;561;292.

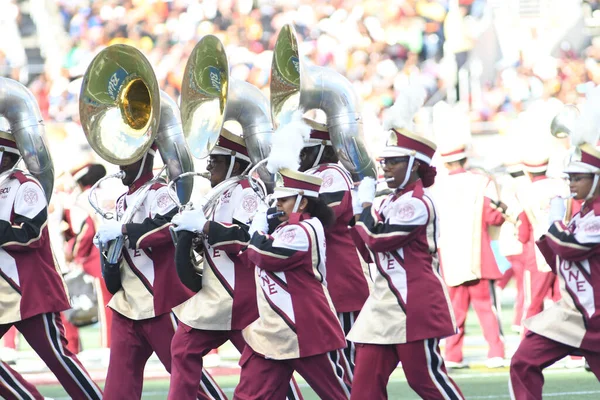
351;339;464;400
104;311;221;400
510;331;600;399
233;346;347;400
326;311;359;395
169;324;303;400
0;312;102;400
445;279;505;362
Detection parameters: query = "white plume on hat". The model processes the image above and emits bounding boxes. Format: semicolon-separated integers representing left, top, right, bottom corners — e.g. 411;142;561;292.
571;85;600;148
266;110;311;174
382;83;426;132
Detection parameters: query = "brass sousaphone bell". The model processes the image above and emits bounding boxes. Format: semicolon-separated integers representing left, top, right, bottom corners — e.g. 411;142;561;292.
79;44;194;276
271;24;377;180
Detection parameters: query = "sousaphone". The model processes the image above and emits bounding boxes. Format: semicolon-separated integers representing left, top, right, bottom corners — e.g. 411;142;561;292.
271;24;376;180
79;44;194;274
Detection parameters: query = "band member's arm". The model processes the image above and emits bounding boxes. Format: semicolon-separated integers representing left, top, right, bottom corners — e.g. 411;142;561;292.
484;197;506;226
540;219;600;261
0;181;47;251
318;169;351;220
517;211;531;244
354;197;429;253
246;224;309;271
207;221;251;254
124;186;177;249
206;185;259;253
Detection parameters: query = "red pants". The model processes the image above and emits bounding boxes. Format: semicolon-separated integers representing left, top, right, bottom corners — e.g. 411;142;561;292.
522;269;559;322
510;332;600;399
234;346;348;400
62;277;114;354
500;256;525;327
445;279;505;362
104;311;220;400
169;325;303;400
1;326;17;349
351;339;464;400
0;313;102;400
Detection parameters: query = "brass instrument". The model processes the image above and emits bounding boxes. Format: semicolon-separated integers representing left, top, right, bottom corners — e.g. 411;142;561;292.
171;36;273;282
0;77;54;202
271;24;376;180
79;44;194;268
550;105;579;139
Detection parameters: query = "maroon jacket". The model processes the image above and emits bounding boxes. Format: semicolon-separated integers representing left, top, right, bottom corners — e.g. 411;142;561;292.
0;171;70;324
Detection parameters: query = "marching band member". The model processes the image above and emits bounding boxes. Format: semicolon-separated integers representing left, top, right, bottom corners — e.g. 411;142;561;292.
509;97;600;397
168;129;302;400
515;153;565;325
297;118;369;385
62;162;113;353
233;166;348;400
347;87;463;399
435;142;507;369
93;143;220;399
0;131;102;400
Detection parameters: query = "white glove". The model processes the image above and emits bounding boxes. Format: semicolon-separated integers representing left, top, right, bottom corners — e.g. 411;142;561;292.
548;196;566;226
351;186;363;215
172;209;207;233
357;176;376;206
95;220;124;247
249;206;269;236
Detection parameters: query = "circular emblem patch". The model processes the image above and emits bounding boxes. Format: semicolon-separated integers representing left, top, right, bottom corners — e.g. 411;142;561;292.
23;188;39;205
322;173;334;189
242;194;258;213
396;203;415;220
156;193;172;209
279;229;296;243
583;221;600;234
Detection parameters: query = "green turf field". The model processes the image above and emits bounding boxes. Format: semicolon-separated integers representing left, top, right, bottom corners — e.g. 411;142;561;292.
36;368;598;399
13;289;600;399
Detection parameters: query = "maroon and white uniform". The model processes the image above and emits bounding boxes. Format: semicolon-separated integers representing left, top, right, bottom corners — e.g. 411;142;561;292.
234;215;348;400
510;198;600;398
435;168;506;363
306;163;369;382
349;180;462;399
172;180;259;331
516;176;566;324
103;173;219;400
0;171;102;400
170;180;268;400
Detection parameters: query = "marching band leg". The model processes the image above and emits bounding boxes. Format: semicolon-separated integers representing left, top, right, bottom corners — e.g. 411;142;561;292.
233;346;293;400
399;338;464;400
509;332;572;400
0;324;44;400
444;285;470;364
228;330;305;400
0;361;44;400
350;343;398;400
104;312;152;399
16;313;102;400
167;322;229;400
